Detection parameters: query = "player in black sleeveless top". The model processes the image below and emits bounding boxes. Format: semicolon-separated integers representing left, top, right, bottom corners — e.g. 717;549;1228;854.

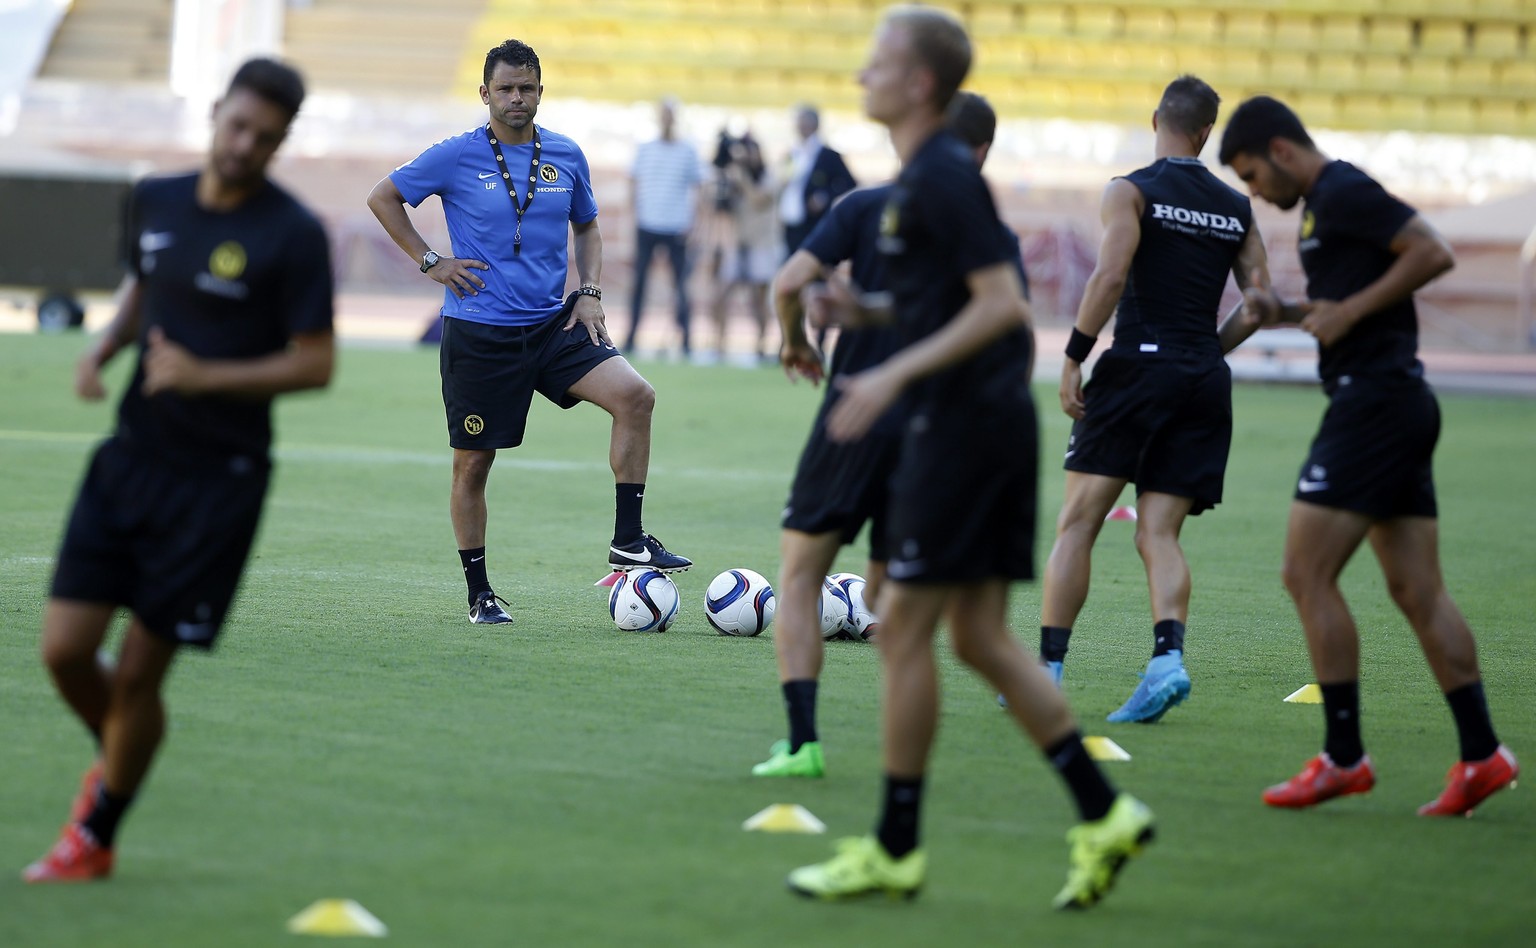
1043;77;1270;725
1222;95;1517;816
783;7;1153;912
25;59;335;883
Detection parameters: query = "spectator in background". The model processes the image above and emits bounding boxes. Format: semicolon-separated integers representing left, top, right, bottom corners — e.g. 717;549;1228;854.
626;97;703;357
709;132;779;362
778;104;855;256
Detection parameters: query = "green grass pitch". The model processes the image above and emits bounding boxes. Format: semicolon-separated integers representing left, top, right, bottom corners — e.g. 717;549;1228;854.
1;333;1532;946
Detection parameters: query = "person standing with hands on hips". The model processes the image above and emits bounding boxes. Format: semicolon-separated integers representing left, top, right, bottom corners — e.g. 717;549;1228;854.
368;39;691;627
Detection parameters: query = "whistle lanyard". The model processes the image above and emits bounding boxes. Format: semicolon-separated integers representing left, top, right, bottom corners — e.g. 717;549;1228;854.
486;124;542;257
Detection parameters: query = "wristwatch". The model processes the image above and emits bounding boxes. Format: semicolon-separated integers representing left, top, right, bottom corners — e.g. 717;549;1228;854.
576;283;602;300
420;250;442;273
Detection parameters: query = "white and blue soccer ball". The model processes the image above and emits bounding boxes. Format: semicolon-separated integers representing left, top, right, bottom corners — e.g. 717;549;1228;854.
609;568;680;633
820;575;855;640
830;572;879;642
705;568;776;637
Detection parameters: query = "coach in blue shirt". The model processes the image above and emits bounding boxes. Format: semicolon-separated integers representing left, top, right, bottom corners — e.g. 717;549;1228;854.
368;39;692;626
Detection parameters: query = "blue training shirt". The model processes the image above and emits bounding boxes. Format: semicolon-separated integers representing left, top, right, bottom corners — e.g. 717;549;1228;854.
391;124;598;326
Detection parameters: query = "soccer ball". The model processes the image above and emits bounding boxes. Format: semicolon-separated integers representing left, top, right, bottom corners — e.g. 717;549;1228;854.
705;568;776;636
609;568;680;633
819;576;854;640
830;572;879;642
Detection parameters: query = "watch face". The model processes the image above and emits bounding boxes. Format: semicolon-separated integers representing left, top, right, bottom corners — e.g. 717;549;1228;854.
422;252;440;272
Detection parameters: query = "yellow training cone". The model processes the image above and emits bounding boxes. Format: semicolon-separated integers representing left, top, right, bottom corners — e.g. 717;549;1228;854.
286;899;388;937
1083;736;1132;761
1284;684;1323;704
742;804;827;834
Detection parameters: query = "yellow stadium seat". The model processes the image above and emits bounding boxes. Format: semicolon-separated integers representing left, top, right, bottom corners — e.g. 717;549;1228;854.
1405;57;1453;95
1383;94;1429;132
1419;21;1468;56
1429;97;1477;133
1360;55;1405;92
1495;58;1536;92
1122;9;1174;43
1224;10;1270;48
967;4;1016;34
1316;15;1365;52
1021;4;1071;37
1474;98;1522;135
1311;53;1360;91
1214;48;1265;87
1074;6;1121;39
1472;24;1521;59
1454;58;1497;93
1468;0;1525;15
1292;92;1340;129
1337;94;1386;131
1366;18;1413;54
1173;9;1220;44
1271;14;1317;51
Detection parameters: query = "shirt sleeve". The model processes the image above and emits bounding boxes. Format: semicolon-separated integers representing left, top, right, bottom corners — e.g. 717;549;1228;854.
800;190;863;266
1328;169;1416;250
390;135;462;208
569;144;599;224
280;213;336;337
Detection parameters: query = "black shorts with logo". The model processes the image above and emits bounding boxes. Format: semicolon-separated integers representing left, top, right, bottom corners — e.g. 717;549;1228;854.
1065;346;1232;515
1296;374;1439;519
440;307;622;450
782;410;901;561
50;437;270;649
885;396;1038;584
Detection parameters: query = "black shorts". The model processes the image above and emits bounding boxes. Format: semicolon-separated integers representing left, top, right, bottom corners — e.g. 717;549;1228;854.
782;405;902;560
50;437;269;649
440;309;622;449
885;396;1038;584
1065;347;1232;515
1296;375;1439;519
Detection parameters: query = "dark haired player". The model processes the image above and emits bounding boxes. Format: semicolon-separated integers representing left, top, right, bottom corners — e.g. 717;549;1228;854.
757;90;1021;779
1220;95;1517;815
368;40;690;626
785;6;1152;910
1041;76;1269;722
23;58;335;882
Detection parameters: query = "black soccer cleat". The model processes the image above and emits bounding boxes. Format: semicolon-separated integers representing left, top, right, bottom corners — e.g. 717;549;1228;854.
469;592;514;625
608;534;692;573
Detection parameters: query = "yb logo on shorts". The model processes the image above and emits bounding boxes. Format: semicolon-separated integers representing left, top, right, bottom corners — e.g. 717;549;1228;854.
539;163;559;184
464;414;485;436
209;241;247;280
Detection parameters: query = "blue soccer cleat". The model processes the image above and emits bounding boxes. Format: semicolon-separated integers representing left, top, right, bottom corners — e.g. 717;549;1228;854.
1106;651;1190;723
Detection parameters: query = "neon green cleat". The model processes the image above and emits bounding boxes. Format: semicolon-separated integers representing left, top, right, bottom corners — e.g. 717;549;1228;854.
1053;794;1155;910
787;836;925;901
752;740;825;778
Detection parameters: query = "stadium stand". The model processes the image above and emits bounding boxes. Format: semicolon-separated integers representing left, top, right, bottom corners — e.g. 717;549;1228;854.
37;0;173;83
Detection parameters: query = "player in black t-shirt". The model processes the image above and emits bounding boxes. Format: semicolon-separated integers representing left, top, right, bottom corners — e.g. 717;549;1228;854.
755;91;1021;780
23;59;335;883
784;8;1152;911
1041;77;1270;724
1220;96;1517;817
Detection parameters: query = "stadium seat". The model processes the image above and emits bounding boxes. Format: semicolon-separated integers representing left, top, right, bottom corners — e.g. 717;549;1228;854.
1419;20;1469;56
1271;14;1318;50
1223;10;1271;48
1074;5;1122;39
1292;92;1341;129
1471;23;1522;59
1453;58;1497;94
1020;4;1071;37
1311;53;1361;92
1122;8;1174;43
1173;9;1220;44
1316;15;1366;52
1474;98;1522;136
1383;94;1430;132
1337;94;1386;131
1405;57;1453;95
1366;17;1414;54
1429;97;1478;134
1495;58;1536;94
1359;55;1406;93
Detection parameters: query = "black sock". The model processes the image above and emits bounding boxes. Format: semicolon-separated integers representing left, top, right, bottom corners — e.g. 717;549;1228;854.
782;680;818;752
81;785;134;848
1040;625;1071;663
459;547;490;603
1045;732;1117;822
614;483;645;546
875;774;925;859
1444;681;1500;762
1152;619;1185;658
1320;681;1364;767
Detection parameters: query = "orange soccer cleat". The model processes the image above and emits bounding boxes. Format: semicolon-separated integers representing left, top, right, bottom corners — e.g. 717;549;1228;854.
1262;753;1376;809
22;823;114;883
69;760;104;824
1418;745;1519;817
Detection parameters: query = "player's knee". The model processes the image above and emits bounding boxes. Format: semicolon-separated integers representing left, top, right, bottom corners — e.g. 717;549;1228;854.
40;634;96;676
624;377;656;418
1280;556;1313;599
1385;573;1439;625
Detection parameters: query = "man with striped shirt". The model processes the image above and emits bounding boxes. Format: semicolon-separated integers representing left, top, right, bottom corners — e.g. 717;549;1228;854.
626;98;703;357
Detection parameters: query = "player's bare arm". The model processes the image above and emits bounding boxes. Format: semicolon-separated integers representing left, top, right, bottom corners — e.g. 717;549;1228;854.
76;277;144;401
1302;215;1454;347
1217;223;1273;354
803;271;891;332
566;218;609;345
365;176;488;299
773;249;828;385
141;327;334;397
827;261;1027;442
1062;178;1142;420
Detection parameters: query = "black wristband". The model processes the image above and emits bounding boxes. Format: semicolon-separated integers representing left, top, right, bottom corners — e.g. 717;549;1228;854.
1065;328;1097;363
